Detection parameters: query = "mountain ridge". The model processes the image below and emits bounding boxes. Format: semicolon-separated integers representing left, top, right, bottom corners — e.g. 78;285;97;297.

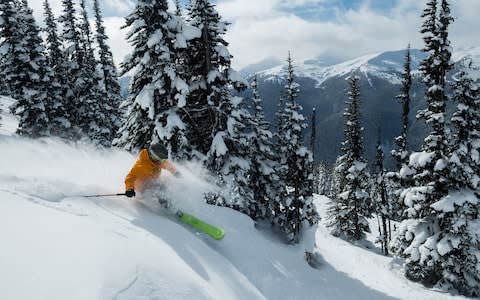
240;46;480;166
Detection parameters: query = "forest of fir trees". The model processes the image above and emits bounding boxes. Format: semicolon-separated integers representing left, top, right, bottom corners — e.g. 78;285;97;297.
0;0;318;244
319;0;480;297
2;0;480;296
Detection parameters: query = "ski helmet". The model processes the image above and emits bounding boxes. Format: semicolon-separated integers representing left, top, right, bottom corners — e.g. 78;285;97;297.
148;143;168;162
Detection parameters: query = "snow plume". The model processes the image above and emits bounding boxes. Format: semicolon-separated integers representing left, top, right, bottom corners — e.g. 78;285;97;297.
139;160;220;215
0;137;218;213
0;137;134;200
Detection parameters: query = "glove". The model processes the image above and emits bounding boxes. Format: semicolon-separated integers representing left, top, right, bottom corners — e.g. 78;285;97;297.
125;189;136;198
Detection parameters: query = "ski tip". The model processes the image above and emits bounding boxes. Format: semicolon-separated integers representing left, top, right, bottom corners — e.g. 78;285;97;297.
212;229;225;240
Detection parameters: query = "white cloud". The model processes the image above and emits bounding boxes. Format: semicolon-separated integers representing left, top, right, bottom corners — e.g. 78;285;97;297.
25;0;480;71
218;0;480;69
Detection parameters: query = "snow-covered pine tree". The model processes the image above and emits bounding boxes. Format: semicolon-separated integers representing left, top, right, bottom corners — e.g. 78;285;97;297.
219;95;252;211
42;0;71;138
310;107;322;194
114;0;193;156
58;0;88;139
372;131;390;255
273;53;317;244
0;0;20;97
79;0;95;67
0;0;15;96
246;76;277;220
43;0;62;69
174;0;182;17
327;76;371;241
0;0;24;98
76;0;115;146
92;0;122;144
3;0;51;137
392;44;412;169
315;161;332;196
449;63;480;192
185;0;247;164
392;0;455;287
427;62;480;297
310;107;317;158
387;45;413;221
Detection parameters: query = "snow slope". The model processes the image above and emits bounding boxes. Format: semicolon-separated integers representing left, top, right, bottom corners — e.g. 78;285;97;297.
0;111;468;299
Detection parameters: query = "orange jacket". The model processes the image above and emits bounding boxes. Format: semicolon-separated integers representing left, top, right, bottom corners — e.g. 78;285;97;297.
125;149;177;192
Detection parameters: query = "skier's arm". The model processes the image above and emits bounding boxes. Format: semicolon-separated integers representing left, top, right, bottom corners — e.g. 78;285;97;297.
161;160;177;175
125;163;140;191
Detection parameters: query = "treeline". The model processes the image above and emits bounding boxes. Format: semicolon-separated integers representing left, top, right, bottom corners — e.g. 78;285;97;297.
322;0;480;296
0;0;121;145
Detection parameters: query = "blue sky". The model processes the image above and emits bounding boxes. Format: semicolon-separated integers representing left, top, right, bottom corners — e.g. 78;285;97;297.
27;0;480;69
279;0;397;21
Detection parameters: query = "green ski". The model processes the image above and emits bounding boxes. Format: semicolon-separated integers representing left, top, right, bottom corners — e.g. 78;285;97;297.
176;211;225;240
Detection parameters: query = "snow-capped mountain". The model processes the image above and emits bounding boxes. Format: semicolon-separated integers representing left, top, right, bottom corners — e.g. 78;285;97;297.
255;47;480;86
258;50;418;87
242;47;480;165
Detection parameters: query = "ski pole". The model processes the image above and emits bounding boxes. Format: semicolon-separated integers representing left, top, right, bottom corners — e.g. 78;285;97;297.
80;193;126;198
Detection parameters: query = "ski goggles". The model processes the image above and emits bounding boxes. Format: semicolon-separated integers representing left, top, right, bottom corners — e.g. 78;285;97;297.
148;149;166;163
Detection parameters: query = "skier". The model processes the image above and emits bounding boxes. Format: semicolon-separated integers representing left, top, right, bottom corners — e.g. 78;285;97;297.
124;143;225;240
124;143;179;198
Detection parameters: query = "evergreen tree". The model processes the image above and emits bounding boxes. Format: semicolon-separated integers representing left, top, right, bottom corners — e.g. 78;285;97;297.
327;76;371;241
428;62;480;296
392;0;455;287
175;0;182;17
79;0;95;66
310;107;317;158
77;0;115;146
0;0;22;98
388;45;413;221
273;53;318;244
392;44;412;167
92;0;122;144
372;131;390;255
42;0;71;138
246;76;277;220
310;107;321;194
3;0;50;137
185;0;247;163
43;0;63;68
315;161;332;196
114;0;192;156
449;65;480;190
58;0;87;138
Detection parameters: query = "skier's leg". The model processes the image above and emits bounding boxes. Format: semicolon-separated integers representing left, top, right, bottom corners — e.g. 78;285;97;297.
154;182;169;208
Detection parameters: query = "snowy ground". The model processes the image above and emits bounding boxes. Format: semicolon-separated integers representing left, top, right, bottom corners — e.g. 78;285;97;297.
0;98;468;299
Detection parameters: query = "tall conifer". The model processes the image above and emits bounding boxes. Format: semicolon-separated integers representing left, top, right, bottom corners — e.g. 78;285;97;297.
392;0;456;287
274;53;318;243
327;76;371;241
115;0;193;157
